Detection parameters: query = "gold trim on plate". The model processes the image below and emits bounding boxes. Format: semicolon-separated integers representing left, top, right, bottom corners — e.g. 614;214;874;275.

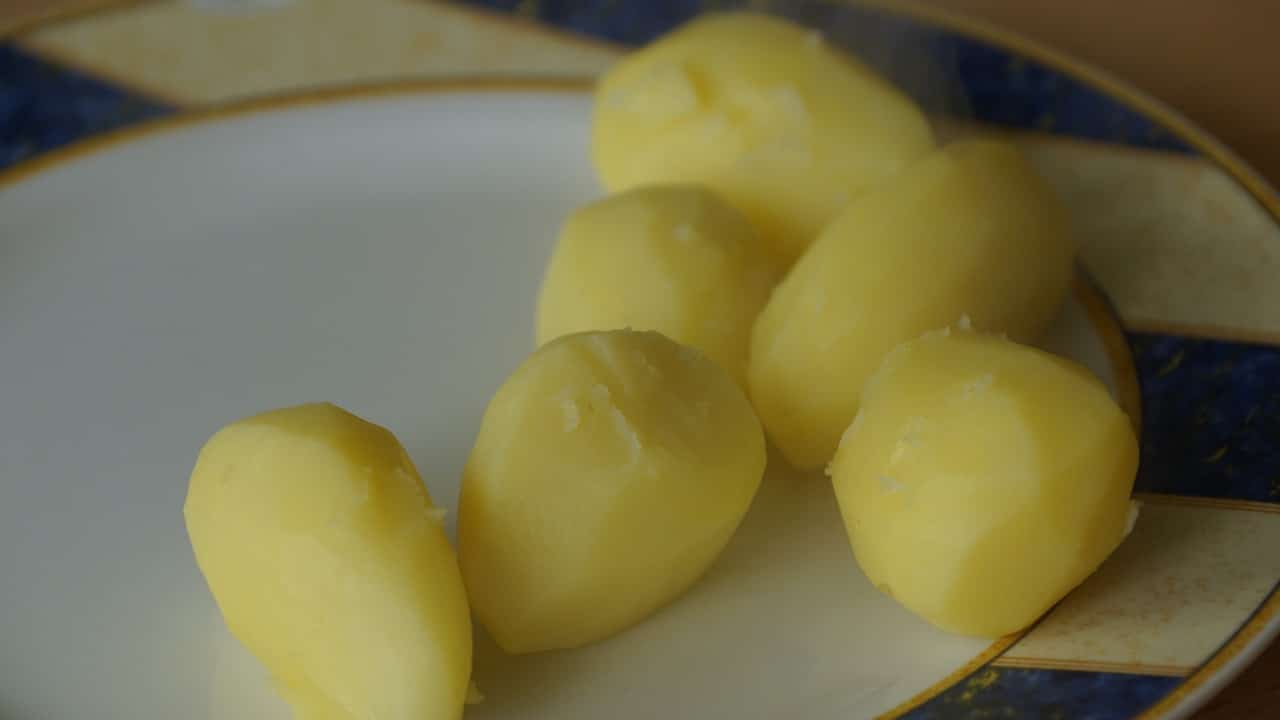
1;0;159;38
991;657;1192;678
1075;271;1143;430
1134;493;1280;516
879;633;1025;719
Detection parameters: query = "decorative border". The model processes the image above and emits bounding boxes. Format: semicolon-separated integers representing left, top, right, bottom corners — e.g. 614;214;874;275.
1139;582;1280;719
902;667;1183;719
0;44;170;168
990;657;1191;678
1131;335;1280;504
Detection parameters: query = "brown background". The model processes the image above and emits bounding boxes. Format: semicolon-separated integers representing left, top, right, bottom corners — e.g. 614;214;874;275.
0;0;1276;717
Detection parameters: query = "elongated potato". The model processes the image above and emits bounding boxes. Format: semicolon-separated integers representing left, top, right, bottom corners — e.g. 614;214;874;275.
749;139;1075;469
536;185;781;386
592;12;934;262
829;329;1138;637
459;330;766;654
184;403;472;720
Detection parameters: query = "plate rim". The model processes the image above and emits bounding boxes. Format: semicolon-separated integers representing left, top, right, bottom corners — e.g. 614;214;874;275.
0;70;1277;720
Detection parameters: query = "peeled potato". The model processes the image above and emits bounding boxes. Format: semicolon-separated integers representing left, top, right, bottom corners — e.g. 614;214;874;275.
536;184;781;386
184;403;472;720
459;329;766;653
749;139;1075;469
829;329;1138;637
592;12;934;262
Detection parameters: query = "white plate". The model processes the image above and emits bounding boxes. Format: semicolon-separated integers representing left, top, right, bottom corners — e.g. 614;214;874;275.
0;84;1133;719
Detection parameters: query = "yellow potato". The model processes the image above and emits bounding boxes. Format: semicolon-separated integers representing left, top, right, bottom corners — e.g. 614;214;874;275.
459;330;765;653
184;403;472;720
536;184;782;386
829;329;1138;637
749;139;1075;469
592;12;934;262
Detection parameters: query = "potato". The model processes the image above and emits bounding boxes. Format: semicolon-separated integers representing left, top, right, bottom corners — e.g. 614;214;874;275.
459;330;766;653
184;403;472;720
829;328;1138;637
592;12;934;262
749;139;1075;469
536;184;782;386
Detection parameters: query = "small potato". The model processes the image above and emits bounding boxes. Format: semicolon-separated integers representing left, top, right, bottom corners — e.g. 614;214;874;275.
592;12;934;262
829;329;1138;637
459;330;765;654
749;139;1075;469
536;185;782;386
184;403;472;720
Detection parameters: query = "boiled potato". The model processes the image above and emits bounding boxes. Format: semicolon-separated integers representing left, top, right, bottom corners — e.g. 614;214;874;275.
829;328;1138;637
536;184;782;386
459;330;765;653
592;12;934;262
184;403;472;720
749;139;1075;469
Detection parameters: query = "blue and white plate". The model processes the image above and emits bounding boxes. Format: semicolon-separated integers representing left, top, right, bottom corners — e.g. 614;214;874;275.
1;2;1276;718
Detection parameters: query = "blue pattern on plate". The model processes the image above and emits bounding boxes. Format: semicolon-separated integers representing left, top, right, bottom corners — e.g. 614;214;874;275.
900;667;1182;720
1132;334;1280;503
0;45;172;170
459;0;1192;152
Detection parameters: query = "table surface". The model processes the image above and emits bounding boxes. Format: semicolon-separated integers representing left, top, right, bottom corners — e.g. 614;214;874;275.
0;2;1276;718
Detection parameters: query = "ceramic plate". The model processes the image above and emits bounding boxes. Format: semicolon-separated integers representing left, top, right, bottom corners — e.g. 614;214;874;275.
2;4;1278;720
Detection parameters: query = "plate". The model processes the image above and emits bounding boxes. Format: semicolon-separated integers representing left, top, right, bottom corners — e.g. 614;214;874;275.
1;6;1278;720
0;78;1269;720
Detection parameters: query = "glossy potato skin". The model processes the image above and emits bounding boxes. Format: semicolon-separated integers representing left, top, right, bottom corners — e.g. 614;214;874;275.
592;12;935;263
536;184;782;387
459;330;766;654
184;403;472;720
749;139;1076;470
829;330;1138;637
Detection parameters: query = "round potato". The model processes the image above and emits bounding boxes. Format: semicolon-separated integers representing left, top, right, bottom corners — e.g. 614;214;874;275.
536;185;781;386
592;12;934;262
459;330;766;654
748;139;1076;470
829;329;1138;637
